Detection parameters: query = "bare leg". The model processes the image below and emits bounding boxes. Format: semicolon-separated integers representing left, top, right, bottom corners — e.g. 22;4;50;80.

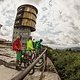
16;60;21;70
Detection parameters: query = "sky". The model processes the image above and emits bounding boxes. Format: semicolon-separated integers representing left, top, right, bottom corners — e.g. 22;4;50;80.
0;0;80;48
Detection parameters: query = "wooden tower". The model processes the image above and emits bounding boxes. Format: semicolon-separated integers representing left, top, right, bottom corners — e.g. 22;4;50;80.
12;4;38;47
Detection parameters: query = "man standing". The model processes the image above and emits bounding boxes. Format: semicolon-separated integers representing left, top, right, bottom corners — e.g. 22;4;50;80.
35;39;43;55
26;36;34;52
12;35;22;70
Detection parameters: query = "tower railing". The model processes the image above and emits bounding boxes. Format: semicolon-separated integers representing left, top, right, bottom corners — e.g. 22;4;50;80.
11;48;47;80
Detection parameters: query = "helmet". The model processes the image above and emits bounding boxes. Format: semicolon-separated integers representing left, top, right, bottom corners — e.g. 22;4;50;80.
16;35;22;39
40;39;43;42
16;36;20;39
29;36;32;39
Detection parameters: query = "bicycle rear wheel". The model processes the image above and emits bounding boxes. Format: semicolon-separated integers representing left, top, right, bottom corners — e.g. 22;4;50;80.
35;57;44;67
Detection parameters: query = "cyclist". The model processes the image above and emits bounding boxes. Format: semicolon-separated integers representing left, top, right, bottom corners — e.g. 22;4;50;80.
12;35;22;70
35;39;43;55
26;36;34;57
26;36;34;51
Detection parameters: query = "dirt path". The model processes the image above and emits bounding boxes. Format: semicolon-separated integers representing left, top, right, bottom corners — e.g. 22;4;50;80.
24;57;61;80
0;48;61;80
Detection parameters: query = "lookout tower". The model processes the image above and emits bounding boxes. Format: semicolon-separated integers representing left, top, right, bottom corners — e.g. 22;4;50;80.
12;4;38;47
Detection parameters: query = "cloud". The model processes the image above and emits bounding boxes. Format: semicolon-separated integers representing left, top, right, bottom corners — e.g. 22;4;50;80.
0;0;80;48
26;0;42;4
0;0;4;2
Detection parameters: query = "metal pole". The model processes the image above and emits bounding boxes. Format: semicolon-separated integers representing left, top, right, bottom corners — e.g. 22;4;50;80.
11;48;47;80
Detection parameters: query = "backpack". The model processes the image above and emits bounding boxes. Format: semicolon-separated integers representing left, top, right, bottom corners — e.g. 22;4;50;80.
12;40;18;51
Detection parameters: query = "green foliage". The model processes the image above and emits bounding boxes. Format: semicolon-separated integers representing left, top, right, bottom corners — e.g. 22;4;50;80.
47;48;80;80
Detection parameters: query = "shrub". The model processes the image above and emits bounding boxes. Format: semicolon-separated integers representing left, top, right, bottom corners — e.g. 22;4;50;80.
47;48;80;80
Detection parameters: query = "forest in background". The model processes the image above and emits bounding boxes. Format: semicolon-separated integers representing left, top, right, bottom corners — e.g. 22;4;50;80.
47;47;80;80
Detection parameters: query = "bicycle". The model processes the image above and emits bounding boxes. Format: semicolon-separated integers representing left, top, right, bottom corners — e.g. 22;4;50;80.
19;50;35;75
34;49;44;67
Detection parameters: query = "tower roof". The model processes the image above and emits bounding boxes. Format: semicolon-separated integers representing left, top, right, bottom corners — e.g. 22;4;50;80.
18;4;38;14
